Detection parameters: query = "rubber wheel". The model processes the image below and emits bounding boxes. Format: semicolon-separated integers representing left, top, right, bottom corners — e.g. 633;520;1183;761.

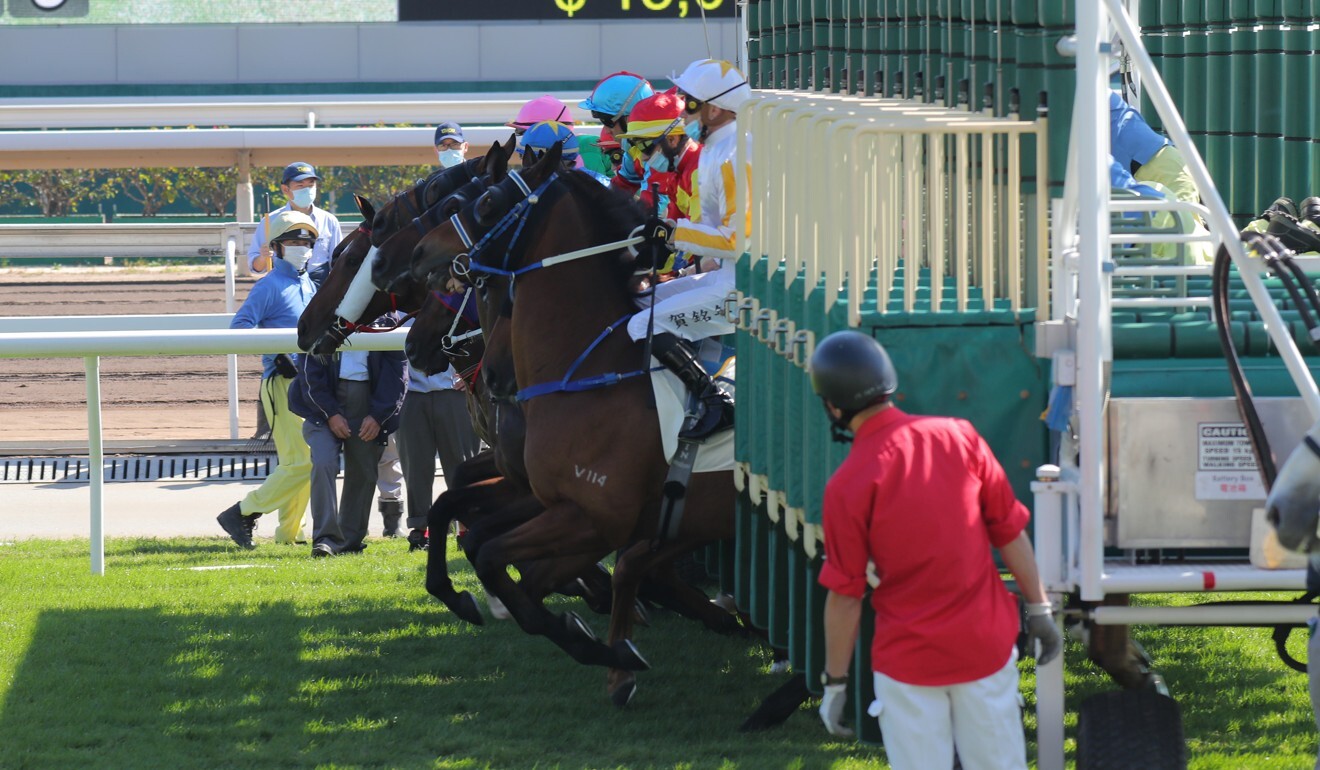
1077;690;1187;770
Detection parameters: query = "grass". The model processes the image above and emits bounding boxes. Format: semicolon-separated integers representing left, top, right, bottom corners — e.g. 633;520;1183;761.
0;539;1315;769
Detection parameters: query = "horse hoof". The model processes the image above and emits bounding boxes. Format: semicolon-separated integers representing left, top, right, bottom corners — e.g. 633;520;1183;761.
632;600;651;628
610;679;638;708
612;639;650;672
452;591;486;626
564;611;599;643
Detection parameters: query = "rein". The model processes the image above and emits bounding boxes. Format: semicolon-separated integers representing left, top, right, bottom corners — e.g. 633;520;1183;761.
515;314;659;402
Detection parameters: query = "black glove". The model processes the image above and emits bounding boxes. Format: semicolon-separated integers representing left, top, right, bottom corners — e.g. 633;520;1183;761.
273;353;298;379
643;216;674;245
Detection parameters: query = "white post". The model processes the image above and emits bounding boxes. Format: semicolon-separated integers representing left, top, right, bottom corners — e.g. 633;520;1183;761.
236;150;254;278
85;355;104;576
1032;464;1067;770
225;236;239;441
1075;1;1110;603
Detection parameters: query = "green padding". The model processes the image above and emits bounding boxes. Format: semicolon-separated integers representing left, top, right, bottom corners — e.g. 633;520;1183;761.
817;319;1047;514
1113;323;1174;359
1137;310;1174;323
1112;312;1139;324
1174;320;1245;357
1112;358;1320;398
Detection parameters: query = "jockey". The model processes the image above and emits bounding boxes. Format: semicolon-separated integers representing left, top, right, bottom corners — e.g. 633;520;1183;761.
626;59;750;440
579;71;654;196
507;95;575;137
597;126;624;176
519;121;611;186
619;88;700;222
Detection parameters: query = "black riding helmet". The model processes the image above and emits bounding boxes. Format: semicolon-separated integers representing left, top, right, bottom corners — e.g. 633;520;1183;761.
809;330;897;440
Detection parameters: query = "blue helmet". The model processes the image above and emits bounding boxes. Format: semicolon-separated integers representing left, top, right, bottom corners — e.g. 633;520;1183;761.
519;121;579;161
579;71;655;120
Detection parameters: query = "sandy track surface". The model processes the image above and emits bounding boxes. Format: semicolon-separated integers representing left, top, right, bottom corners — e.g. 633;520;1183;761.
0;268;265;445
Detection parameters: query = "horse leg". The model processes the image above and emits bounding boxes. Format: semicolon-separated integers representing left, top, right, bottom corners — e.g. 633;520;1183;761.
636;556;742;634
425;478;520;625
473;502;648;671
447;448;501;489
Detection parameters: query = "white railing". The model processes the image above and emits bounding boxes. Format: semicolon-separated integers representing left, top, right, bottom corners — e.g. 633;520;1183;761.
0;324;408;576
739;90;1048;328
0;94;581;131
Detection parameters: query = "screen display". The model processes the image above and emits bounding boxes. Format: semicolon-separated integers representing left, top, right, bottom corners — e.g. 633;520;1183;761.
399;0;734;21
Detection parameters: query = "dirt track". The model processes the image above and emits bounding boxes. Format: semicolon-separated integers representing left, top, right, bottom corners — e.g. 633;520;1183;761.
0;267;265;444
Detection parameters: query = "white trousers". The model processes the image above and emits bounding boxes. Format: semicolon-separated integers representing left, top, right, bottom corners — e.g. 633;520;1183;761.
871;649;1027;770
627;269;736;342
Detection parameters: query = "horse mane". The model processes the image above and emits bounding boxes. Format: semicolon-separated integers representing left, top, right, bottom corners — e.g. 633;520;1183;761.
554;169;647;292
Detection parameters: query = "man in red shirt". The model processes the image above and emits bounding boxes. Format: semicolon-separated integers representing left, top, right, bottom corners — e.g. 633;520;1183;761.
809;330;1060;769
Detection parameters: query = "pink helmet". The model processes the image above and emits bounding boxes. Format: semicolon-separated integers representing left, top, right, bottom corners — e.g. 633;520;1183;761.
507;95;575;132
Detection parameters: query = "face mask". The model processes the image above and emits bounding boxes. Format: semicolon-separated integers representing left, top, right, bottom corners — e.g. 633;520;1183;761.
683;120;702;142
438;149;465;168
646;151;672;173
291;185;316;208
281;245;311;272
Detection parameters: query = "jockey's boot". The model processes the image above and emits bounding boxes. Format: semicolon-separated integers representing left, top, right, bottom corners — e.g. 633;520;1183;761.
652;332;734;440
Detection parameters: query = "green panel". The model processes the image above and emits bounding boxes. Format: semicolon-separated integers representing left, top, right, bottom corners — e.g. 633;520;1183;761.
1281;24;1314;201
1228;20;1259;222
1112;358;1320;398
767;522;791;649
1204;17;1233;197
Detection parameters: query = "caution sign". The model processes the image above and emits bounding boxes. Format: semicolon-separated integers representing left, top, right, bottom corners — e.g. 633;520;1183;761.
1194;422;1266;501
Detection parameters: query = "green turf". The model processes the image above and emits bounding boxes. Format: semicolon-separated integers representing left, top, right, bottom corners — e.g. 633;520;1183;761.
0;538;1315;768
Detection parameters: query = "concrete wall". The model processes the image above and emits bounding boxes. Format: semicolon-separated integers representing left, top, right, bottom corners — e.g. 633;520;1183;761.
0;20;741;87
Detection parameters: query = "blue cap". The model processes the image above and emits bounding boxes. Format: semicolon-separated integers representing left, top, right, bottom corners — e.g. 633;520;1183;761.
281;162;319;184
519;121;579;160
434;121;466;145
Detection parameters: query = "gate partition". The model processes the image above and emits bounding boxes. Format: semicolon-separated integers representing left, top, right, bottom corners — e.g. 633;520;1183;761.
729;88;1049;744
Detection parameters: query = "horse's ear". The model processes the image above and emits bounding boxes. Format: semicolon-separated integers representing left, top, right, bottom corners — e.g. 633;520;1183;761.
536;140;563;178
490;139;510;181
354;194;375;223
503;134;518;160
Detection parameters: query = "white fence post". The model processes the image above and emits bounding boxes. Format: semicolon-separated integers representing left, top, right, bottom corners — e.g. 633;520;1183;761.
85;355;104;576
224;236;240;441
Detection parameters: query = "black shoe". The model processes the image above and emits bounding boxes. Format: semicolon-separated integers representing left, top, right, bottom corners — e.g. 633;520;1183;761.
1264;196;1298;219
407;528;429;552
311;543;334;558
217;502;258;550
1299;196;1320;229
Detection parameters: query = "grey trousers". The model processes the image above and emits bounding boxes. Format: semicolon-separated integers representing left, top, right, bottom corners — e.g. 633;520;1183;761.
396;388;482;530
302;380;384;552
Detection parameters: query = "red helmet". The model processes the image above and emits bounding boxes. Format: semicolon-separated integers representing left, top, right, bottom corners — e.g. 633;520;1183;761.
619;89;685;140
597;126;621;150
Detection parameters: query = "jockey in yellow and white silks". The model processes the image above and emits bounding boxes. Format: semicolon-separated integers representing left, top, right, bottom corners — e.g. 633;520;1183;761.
627;58;750;440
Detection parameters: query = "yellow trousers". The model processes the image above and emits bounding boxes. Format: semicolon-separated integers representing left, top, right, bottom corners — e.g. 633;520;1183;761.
239;374;310;543
1135;145;1213;265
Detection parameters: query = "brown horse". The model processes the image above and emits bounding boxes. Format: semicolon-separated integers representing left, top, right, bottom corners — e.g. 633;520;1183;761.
298;140;514;357
411;146;739;704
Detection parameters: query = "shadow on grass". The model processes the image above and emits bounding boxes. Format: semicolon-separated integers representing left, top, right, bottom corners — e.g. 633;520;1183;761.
0;601;865;769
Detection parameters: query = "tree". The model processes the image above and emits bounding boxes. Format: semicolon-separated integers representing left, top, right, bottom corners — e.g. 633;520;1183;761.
174;166;237;217
108;168;178;217
323;165;432;212
0;169;111;217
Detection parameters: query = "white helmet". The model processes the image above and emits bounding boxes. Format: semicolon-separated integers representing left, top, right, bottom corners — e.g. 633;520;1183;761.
671;59;751;112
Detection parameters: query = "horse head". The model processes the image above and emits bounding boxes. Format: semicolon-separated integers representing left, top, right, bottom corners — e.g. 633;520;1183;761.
297;194;381;354
404;287;485;376
370;137;514;292
411;139;563;291
1267;426;1320;551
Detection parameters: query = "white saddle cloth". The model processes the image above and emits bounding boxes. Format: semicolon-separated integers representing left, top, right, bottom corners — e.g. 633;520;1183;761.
649;344;735;474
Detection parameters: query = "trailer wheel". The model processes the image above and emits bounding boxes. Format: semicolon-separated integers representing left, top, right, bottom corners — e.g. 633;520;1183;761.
1076;690;1186;770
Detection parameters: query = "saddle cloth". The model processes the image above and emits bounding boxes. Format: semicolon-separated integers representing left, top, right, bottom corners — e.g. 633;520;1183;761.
649;338;735;474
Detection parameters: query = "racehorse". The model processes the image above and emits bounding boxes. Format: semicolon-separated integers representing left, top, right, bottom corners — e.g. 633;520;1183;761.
1266;426;1320;553
410;145;740;705
297;141;513;357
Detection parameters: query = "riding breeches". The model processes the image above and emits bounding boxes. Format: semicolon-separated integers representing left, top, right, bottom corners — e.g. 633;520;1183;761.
240;374;311;543
627;269;736;342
